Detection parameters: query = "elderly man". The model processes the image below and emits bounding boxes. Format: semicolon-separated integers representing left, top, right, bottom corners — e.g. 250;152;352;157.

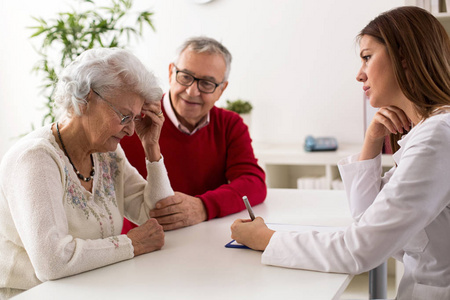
121;36;266;232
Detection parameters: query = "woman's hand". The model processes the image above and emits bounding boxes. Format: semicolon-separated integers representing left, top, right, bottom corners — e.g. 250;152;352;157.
135;101;164;162
360;106;410;160
126;218;164;256
230;217;275;251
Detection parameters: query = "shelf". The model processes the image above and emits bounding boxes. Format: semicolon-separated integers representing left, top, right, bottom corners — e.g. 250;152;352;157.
434;12;450;19
253;143;394;189
253;142;394;167
435;12;450;34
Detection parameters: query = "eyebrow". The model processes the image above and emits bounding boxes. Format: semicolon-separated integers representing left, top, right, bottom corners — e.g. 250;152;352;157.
359;48;370;58
114;101;136;117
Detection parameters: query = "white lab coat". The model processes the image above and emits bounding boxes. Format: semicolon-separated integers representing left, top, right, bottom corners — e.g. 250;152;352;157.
262;112;450;300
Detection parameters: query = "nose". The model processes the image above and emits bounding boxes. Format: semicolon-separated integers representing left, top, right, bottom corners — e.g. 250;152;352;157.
123;120;135;136
185;80;201;97
356;67;367;82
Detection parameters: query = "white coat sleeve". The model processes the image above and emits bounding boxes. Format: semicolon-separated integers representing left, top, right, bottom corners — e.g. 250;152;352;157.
338;153;395;221
263;118;450;274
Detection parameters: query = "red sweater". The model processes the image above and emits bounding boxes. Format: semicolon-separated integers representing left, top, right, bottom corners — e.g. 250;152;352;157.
120;102;266;232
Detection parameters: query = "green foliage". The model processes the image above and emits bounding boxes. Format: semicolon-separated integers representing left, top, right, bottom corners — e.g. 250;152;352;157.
29;0;156;125
225;99;253;114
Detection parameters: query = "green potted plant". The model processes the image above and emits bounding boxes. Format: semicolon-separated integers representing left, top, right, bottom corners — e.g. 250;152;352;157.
225;99;253;114
225;99;253;131
29;0;156;125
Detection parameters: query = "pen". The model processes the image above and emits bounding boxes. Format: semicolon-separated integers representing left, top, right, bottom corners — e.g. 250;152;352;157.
242;196;255;221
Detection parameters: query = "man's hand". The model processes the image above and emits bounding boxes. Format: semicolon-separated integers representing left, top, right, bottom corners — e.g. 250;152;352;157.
149;192;208;231
126;218;165;256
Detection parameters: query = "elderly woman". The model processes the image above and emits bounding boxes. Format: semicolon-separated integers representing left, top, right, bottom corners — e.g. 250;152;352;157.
0;48;174;298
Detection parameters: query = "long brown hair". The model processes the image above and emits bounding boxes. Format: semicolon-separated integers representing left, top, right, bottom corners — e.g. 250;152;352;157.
359;6;450;152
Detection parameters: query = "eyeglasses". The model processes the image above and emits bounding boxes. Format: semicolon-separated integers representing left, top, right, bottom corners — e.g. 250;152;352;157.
174;65;223;94
92;90;141;125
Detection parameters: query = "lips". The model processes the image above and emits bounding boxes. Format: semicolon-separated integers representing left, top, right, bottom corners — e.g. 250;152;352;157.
363;86;370;96
178;93;201;105
182;98;201;105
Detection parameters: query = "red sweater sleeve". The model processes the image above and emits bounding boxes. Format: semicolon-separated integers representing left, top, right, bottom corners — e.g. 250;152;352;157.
198;111;267;219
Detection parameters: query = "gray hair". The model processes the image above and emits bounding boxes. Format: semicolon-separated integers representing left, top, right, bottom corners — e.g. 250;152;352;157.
54;48;162;120
173;36;232;82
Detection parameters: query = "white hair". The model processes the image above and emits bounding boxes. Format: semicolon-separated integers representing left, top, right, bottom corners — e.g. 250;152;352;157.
173;36;232;81
54;48;162;120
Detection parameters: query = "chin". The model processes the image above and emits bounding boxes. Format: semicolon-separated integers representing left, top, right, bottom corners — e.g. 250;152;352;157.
369;98;381;108
103;140;120;153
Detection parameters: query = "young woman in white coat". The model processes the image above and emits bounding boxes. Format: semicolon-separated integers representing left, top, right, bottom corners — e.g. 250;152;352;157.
231;6;450;300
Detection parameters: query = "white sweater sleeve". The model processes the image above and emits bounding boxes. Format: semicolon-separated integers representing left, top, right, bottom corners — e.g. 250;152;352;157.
118;145;174;225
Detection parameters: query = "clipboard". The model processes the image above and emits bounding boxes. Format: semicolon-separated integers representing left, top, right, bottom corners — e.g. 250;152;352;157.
225;223;346;249
225;240;250;249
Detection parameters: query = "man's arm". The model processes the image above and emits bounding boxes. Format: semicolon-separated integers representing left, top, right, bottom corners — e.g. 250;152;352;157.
198;114;267;219
150;113;266;230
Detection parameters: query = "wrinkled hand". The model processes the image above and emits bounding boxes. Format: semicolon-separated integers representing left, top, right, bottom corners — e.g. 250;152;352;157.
230;217;275;251
135;101;164;162
126;218;164;256
360;106;411;160
149;192;207;231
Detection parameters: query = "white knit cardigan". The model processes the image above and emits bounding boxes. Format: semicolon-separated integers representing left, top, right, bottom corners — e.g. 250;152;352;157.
0;124;174;298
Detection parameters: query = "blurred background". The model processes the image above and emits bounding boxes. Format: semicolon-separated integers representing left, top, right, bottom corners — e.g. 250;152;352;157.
0;0;405;159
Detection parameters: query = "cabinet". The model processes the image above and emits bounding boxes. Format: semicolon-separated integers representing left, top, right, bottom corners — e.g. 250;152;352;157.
405;0;450;34
435;12;450;33
253;142;395;189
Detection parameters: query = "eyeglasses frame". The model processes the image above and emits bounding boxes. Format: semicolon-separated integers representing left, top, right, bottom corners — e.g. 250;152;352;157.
92;90;141;125
173;65;223;94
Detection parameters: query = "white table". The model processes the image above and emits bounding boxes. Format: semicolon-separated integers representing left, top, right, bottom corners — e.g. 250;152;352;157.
14;189;354;300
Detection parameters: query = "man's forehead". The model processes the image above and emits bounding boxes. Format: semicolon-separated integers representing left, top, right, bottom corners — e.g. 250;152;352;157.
177;50;226;81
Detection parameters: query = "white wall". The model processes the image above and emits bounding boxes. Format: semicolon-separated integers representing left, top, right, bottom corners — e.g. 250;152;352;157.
0;0;404;160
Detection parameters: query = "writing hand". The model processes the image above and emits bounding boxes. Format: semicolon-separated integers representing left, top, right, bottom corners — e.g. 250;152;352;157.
230;217;275;251
149;192;207;231
126;218;164;256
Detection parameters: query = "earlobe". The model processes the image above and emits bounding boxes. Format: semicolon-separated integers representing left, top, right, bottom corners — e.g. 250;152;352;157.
402;59;407;69
398;47;407;69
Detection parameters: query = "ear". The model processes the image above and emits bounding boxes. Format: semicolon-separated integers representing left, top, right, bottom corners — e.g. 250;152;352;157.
214;81;229;102
398;47;407;69
86;89;92;102
168;63;175;83
80;90;93;113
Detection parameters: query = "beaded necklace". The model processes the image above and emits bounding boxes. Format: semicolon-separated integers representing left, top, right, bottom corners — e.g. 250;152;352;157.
56;123;95;182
